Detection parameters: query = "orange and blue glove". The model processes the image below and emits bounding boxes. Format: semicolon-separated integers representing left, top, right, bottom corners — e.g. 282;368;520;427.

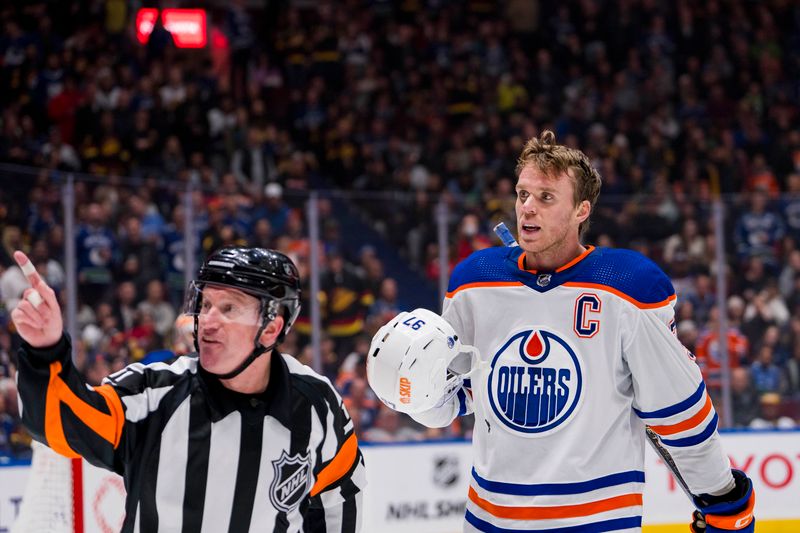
690;470;755;532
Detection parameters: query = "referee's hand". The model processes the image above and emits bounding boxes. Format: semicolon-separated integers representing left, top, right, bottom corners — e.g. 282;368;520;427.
11;250;63;348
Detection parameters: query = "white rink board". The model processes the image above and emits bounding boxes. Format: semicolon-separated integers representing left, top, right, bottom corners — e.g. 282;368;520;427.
361;441;473;533
2;430;798;532
81;463;127;533
0;465;29;531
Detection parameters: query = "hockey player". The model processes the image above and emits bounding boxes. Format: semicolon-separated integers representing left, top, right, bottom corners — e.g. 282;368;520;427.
12;246;364;532
368;131;754;532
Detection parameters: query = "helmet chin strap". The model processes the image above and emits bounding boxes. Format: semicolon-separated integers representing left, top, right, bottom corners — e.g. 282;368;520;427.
199;299;279;381
209;340;275;380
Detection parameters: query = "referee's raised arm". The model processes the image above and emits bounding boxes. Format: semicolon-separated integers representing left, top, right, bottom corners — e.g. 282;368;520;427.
12;249;125;470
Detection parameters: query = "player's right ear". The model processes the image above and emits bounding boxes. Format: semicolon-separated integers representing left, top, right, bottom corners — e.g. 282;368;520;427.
576;200;591;222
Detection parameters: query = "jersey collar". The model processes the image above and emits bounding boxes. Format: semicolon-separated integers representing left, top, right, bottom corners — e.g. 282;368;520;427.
199;350;293;426
516;245;596;274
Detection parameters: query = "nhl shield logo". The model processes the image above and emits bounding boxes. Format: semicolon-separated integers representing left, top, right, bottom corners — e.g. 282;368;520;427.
487;327;584;437
536;274;551;287
269;451;311;512
433;455;460;487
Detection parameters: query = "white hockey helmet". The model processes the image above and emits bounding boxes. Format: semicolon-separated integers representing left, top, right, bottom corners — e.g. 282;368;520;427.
367;308;477;414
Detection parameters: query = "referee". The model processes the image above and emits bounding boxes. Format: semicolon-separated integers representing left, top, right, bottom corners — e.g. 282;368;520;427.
12;247;365;532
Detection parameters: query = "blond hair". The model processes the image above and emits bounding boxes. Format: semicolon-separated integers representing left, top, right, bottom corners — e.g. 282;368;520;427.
515;130;602;237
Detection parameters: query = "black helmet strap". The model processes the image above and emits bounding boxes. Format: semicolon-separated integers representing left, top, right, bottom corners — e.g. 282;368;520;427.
197;297;279;380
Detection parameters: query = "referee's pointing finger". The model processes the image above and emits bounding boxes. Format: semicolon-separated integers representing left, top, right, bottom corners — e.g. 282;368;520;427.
13;250;57;309
14;251;42;287
11;250;62;348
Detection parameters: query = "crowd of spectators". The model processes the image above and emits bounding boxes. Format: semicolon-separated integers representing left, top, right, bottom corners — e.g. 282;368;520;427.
2;0;800;454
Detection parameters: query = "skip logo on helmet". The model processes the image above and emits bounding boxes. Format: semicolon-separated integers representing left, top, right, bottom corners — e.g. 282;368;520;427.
398;377;412;404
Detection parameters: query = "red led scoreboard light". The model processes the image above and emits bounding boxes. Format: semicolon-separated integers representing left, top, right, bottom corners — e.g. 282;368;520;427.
136;8;207;49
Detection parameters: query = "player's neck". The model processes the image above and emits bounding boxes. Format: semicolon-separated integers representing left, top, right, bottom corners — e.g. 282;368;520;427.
524;241;587;272
221;352;272;394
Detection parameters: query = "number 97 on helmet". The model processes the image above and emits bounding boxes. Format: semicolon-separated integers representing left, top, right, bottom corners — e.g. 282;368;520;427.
366;308;478;414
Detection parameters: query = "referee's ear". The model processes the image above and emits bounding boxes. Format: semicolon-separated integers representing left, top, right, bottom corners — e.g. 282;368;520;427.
260;315;285;347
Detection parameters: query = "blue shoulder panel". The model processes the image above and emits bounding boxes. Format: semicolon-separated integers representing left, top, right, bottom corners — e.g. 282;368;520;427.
447;246;675;305
447;247;518;292
570;248;675;305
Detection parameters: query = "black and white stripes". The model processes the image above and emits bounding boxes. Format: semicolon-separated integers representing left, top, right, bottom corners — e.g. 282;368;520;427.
17;336;365;533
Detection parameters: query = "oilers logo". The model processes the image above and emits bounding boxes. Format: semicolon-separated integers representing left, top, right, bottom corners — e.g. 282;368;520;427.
487;327;583;436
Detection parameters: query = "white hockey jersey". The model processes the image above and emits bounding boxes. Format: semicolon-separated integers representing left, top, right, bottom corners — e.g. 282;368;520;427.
412;245;733;533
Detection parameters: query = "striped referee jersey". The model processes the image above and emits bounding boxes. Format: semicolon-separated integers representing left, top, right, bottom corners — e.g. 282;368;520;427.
17;334;365;532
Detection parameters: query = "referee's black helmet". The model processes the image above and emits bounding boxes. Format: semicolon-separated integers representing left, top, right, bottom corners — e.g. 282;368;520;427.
190;247;301;341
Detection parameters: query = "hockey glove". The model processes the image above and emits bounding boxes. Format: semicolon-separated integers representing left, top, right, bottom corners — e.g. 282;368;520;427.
690;470;755;532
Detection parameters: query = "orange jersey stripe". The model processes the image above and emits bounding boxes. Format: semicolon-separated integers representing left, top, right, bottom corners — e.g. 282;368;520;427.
517;246;596;274
556;246;596;272
46;361;80;458
446;281;523;298
562;282;676;309
649;394;713;436
45;361;125;455
468;487;642;520
93;384;125;447
310;433;359;497
52;376;121;446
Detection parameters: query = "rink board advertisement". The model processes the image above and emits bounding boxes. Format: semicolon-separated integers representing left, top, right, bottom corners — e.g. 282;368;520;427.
1;430;798;532
0;463;27;531
360;431;800;532
361;441;473;533
642;430;800;524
